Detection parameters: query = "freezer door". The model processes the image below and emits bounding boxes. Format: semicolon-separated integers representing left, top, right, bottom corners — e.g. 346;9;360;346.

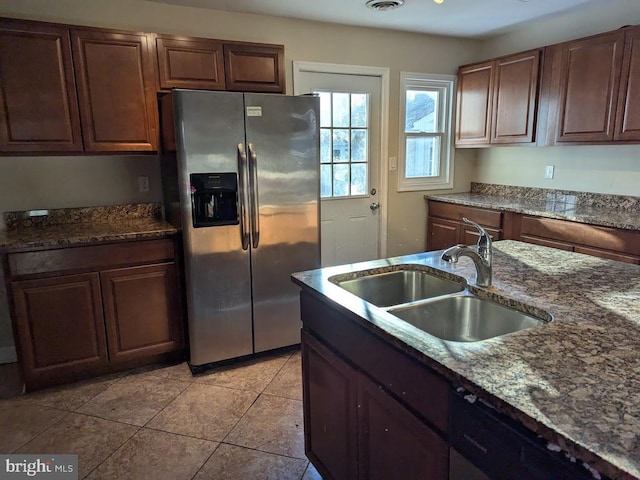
244;93;320;352
173;89;253;365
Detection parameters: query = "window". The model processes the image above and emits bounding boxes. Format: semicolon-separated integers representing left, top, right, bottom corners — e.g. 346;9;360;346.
317;91;369;198
398;72;455;191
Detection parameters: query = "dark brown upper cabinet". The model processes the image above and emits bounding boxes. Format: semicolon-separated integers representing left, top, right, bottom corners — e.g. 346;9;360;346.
491;50;541;144
223;42;285;93
455;60;494;146
156;34;225;90
71;28;158;152
0;19;83;153
555;30;625;143
615;25;640;141
0;18;288;155
456;50;541;147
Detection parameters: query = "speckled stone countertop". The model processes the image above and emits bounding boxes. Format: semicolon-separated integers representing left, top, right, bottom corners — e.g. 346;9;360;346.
0;204;177;253
426;183;640;231
292;241;640;480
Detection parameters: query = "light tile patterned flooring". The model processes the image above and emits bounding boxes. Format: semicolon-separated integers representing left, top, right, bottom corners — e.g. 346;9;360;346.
0;350;323;480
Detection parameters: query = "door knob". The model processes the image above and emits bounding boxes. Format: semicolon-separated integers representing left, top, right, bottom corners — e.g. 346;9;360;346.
370;202;380;211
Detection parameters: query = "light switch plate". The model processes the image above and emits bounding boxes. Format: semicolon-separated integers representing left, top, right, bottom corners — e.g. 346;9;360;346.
138;176;150;192
544;165;555;179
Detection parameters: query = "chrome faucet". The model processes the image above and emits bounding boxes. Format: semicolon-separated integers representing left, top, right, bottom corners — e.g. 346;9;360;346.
441;217;492;287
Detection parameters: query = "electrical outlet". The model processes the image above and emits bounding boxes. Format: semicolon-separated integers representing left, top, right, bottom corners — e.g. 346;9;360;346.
138;176;150;192
544;165;555;179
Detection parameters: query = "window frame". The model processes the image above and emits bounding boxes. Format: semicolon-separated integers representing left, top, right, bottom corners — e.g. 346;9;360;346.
398;72;456;192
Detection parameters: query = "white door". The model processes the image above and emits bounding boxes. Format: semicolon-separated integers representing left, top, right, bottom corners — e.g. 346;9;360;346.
295;68;383;267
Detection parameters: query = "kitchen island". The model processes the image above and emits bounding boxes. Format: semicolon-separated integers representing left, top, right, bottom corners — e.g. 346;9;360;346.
292;241;640;480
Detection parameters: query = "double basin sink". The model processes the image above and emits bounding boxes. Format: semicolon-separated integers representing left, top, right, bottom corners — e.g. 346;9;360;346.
329;265;550;342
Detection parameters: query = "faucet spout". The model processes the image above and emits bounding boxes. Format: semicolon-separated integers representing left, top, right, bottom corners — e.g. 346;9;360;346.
440;217;493;287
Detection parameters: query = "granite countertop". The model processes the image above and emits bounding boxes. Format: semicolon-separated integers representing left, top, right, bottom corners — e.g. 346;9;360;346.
292;241;640;480
0;204;177;254
426;183;640;231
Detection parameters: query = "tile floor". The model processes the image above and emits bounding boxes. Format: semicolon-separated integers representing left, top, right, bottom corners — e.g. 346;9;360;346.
0;349;323;480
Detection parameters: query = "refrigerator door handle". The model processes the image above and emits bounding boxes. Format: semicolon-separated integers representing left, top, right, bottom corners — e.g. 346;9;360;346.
248;142;260;249
237;142;250;250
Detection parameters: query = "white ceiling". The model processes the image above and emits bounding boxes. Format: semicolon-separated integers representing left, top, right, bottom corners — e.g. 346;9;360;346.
145;0;600;38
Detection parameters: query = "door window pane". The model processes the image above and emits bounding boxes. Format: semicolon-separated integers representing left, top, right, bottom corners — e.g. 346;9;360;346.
351;94;368;127
333;164;350;197
332;93;350;127
320;129;331;163
332;129;350;163
319;92;332;128
315;91;371;198
351;130;367;162
320;164;332;197
351;163;367;195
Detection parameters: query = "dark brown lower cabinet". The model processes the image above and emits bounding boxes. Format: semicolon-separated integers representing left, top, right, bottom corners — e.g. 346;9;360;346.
302;331;358;480
427;201;503;251
301;298;449;480
519;215;640;264
8;239;184;390
101;263;183;363
357;371;449;480
11;273;108;387
427;200;640;264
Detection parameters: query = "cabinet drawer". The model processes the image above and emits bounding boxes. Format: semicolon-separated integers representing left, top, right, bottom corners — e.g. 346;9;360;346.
520;234;574;251
301;291;449;433
521;216;640;255
429;201;502;229
8;238;175;277
574;245;640;264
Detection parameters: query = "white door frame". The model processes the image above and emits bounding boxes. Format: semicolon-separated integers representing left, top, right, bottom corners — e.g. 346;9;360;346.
293;61;390;258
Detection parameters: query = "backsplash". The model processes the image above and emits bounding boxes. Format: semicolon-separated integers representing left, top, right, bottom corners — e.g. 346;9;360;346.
471;183;640;212
4;203;163;230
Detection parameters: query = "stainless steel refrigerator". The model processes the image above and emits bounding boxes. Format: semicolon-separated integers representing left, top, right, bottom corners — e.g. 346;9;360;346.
161;89;320;370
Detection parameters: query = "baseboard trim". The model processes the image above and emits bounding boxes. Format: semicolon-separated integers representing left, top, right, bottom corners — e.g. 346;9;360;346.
0;346;17;364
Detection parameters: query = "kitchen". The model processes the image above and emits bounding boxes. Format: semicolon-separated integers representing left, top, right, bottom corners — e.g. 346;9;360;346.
1;0;639;479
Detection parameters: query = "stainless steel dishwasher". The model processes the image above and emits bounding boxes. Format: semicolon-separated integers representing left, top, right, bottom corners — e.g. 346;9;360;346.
449;389;604;480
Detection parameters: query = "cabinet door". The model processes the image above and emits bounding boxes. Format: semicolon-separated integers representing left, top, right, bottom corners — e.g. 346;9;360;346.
156;35;225;90
71;28;158;152
491;50;541;144
428;217;460;251
455;61;494;146
0;19;82;153
357;371;448;480
11;273;107;390
101;263;183;363
223;42;285;93
556;30;625;143
302;330;358;480
615;26;640;141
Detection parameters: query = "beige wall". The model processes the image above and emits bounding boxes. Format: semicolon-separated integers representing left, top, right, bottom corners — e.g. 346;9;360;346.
473;0;640;195
0;156;162;229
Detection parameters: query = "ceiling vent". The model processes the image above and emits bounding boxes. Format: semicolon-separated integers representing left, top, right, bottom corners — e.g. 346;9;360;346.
365;0;405;11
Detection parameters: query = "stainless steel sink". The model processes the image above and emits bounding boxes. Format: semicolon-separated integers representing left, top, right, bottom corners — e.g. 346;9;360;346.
389;294;548;342
330;267;465;307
